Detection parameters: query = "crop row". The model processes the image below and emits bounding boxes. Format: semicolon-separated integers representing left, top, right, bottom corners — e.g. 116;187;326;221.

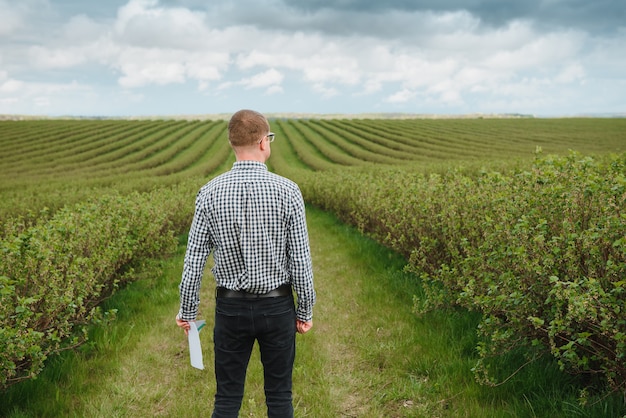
2;117;625;224
0;189;188;388
298;152;626;396
3;118;626;185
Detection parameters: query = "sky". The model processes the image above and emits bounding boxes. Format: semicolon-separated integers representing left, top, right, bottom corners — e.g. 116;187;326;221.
0;0;625;117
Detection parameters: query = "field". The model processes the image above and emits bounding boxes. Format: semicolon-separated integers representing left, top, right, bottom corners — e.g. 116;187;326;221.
1;116;626;416
2;117;625;220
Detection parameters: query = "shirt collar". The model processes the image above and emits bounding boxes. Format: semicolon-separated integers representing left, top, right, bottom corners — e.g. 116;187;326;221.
232;161;268;171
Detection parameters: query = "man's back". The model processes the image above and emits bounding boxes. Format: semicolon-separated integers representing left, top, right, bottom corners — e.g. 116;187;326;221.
197;160;307;294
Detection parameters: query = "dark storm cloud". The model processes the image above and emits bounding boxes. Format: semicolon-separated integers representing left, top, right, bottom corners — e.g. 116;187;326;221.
283;0;625;33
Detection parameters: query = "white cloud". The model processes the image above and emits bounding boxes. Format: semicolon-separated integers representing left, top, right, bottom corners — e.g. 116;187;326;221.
28;45;90;69
240;68;283;89
484;29;586;73
218;68;284;95
114;0;211;49
186;52;231;83
117;49;187;87
0;0;624;116
0;71;24;93
312;83;339;98
60;0;219;90
63;14;107;42
266;85;283;95
428;80;464;106
0;1;24;36
0;79;24;94
555;63;585;84
386;89;416;104
0;78;95;113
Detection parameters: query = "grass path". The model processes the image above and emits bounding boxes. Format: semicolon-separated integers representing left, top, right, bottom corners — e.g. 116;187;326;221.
2;207;587;417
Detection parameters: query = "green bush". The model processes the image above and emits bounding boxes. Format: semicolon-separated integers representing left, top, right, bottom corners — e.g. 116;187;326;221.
300;152;626;396
0;191;178;388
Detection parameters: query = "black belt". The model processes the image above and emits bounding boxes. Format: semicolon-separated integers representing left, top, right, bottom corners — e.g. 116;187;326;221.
216;284;292;299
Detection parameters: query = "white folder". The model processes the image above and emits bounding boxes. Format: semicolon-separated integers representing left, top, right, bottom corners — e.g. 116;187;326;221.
188;320;206;370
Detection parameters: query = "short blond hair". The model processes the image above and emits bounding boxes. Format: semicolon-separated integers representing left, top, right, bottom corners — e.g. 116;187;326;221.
228;109;269;147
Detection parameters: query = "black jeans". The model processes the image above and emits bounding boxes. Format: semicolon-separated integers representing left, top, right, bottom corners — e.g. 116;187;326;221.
212;295;296;418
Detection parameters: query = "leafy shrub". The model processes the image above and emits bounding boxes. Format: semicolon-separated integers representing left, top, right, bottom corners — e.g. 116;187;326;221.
0;191;178;388
300;152;626;396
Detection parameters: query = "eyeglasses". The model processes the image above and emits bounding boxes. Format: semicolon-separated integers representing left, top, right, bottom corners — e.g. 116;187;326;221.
258;132;275;144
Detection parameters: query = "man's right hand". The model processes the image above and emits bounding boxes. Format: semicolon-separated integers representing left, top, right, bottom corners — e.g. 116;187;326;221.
296;320;313;334
176;315;191;336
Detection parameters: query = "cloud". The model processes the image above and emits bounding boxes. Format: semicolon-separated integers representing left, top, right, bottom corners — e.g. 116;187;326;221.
117;49;186;87
0;1;25;36
28;45;90;69
280;0;626;32
0;0;624;116
386;89;416;104
242;68;283;88
218;68;284;96
0;78;94;112
555;63;585;84
114;0;211;49
0;72;24;93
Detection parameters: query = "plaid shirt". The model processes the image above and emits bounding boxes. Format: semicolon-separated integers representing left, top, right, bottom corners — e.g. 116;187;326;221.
178;161;315;321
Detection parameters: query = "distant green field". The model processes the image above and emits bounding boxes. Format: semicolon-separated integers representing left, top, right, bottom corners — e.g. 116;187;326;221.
1;117;625;220
2;117;625;182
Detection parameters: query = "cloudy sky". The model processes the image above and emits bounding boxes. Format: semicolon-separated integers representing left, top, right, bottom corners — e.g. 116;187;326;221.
1;0;625;117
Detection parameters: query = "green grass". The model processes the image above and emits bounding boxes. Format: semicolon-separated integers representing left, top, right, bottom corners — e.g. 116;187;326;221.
3;207;623;417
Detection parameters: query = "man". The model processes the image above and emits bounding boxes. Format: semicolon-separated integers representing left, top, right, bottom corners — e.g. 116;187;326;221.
176;109;316;417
